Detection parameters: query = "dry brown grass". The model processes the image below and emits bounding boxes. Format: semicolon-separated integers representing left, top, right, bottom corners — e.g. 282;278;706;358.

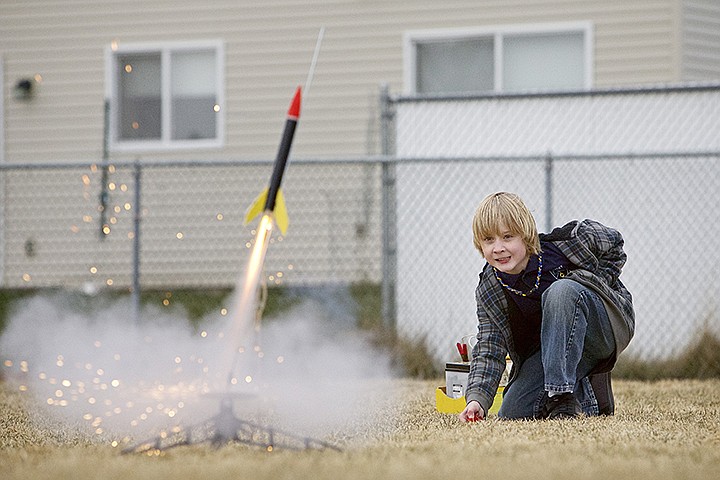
2;378;720;480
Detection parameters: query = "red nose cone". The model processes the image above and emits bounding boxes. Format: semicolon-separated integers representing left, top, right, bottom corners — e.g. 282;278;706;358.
287;86;302;119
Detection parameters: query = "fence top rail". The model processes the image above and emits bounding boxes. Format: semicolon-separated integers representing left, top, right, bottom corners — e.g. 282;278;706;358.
1;151;719;171
384;152;720;164
390;81;720;104
0;156;393;171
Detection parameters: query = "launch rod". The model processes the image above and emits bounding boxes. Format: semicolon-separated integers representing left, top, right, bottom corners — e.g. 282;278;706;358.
304;26;325;99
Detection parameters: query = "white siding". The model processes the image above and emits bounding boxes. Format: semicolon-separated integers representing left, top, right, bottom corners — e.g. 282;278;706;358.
682;0;720;80
0;0;690;164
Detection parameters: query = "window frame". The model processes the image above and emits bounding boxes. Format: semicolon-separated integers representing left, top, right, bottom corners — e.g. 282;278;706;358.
403;21;593;95
105;39;225;153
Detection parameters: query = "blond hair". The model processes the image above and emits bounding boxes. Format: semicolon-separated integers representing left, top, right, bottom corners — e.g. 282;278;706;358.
472;192;541;255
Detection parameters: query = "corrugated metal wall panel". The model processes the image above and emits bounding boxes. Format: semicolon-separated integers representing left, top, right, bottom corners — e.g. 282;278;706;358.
682;0;720;80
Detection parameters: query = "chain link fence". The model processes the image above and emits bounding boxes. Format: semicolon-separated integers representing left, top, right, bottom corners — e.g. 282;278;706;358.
2;84;720;374
0;159;383;293
385;83;720;370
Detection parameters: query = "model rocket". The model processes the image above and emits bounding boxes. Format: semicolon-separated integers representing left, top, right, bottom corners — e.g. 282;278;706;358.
244;86;302;235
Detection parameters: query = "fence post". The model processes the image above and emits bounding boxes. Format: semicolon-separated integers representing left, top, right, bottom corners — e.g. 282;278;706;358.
379;84;397;330
99;100;110;240
545;152;553;232
0;168;4;287
132;161;142;323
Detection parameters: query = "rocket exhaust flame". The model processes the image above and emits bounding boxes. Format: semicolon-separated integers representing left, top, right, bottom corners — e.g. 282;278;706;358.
223;213;275;383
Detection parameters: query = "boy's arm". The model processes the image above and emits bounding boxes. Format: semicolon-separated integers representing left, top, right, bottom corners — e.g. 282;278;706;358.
464;297;506;416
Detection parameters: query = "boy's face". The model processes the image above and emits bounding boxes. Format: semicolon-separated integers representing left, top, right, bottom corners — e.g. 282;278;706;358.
480;222;530;275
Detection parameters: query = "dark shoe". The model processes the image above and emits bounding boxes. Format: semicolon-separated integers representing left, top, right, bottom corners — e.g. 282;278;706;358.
589;371;615;416
544;393;582;419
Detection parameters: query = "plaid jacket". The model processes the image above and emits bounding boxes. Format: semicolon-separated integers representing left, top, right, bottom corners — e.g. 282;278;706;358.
464;219;635;414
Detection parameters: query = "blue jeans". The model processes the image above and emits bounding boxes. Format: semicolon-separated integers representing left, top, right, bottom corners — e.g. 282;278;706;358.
498;279;616;419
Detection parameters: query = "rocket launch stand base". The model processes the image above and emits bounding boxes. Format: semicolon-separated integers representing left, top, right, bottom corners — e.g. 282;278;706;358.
121;395;341;454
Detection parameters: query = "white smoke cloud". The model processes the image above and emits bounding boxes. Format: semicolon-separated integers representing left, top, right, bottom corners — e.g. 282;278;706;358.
0;291;396;445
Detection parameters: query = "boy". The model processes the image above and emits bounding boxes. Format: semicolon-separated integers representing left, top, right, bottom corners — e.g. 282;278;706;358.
459;192;634;421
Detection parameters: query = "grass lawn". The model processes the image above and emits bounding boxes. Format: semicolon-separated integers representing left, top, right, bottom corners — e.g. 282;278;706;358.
1;378;719;480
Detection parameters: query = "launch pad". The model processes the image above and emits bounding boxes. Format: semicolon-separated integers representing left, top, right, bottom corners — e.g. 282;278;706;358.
122;395;340;454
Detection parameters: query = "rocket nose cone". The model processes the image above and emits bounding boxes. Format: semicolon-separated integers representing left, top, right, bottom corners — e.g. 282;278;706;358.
288;86;302;119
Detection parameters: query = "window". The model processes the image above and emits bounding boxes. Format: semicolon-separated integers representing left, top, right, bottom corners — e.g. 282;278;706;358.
405;22;592;95
106;40;224;151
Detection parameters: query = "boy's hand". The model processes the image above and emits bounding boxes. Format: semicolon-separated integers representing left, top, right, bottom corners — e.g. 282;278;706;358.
459;400;485;422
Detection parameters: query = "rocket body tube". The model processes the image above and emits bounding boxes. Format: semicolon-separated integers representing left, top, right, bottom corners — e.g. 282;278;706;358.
264;117;297;212
244;86;301;235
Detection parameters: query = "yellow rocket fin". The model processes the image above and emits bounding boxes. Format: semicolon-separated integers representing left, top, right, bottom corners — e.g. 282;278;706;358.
244;187;269;226
244;187;289;235
274;189;289;236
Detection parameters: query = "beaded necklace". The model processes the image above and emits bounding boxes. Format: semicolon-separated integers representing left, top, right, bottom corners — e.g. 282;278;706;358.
493;253;543;297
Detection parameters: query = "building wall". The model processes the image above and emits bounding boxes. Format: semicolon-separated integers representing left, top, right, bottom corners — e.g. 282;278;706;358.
0;0;693;165
682;0;720;80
